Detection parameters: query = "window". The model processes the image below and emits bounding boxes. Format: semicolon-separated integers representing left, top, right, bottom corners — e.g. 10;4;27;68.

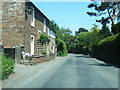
43;18;46;32
31;7;35;27
48;28;56;38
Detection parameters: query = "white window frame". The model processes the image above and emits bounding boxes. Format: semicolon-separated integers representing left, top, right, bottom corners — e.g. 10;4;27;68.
43;18;46;33
31;7;35;27
30;35;34;55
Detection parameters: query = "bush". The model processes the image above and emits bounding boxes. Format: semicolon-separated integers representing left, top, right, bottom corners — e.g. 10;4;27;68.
40;50;46;55
0;55;15;80
56;39;68;56
91;33;120;66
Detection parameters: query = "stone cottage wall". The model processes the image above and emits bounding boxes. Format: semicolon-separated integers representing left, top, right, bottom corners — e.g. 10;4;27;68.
24;2;49;54
1;1;56;56
2;2;25;48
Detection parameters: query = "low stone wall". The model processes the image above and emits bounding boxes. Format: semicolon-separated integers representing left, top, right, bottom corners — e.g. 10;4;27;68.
47;53;55;60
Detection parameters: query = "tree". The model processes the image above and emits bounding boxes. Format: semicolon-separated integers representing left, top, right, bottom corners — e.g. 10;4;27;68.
112;22;120;34
48;20;63;39
87;2;120;34
61;28;72;35
75;28;88;36
100;23;112;37
90;24;100;32
48;20;68;56
62;34;75;50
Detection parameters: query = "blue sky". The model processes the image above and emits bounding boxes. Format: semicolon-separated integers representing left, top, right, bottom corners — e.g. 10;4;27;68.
31;1;103;35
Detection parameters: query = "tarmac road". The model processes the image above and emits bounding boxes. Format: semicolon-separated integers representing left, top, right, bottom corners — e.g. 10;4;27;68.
3;54;118;88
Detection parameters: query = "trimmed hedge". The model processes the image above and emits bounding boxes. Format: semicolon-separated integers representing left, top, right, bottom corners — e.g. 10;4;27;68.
91;33;120;66
56;39;68;56
0;55;15;80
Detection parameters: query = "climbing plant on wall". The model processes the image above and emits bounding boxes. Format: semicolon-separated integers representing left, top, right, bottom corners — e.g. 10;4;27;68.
38;33;50;45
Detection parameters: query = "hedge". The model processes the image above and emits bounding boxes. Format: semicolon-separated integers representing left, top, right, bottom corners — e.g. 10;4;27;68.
91;33;120;67
0;55;15;80
56;39;68;56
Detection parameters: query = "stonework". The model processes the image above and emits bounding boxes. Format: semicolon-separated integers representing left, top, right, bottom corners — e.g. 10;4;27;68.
1;1;56;57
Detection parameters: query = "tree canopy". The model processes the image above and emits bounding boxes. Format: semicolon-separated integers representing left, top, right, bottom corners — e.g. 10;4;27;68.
75;28;88;36
87;2;120;34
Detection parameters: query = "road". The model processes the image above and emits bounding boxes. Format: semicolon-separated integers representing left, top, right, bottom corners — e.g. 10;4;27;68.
3;54;118;88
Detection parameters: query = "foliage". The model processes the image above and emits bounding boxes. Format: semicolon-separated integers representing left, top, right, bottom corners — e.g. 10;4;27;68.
87;2;120;34
100;23;112;37
75;27;88;36
40;50;46;55
48;20;63;39
61;27;72;35
112;22;120;34
1;55;15;80
69;24;111;55
39;33;50;44
56;39;68;56
90;24;100;32
48;20;69;56
91;33;120;66
62;33;75;51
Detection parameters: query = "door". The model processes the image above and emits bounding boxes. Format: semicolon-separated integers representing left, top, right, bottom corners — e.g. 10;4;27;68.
30;35;34;55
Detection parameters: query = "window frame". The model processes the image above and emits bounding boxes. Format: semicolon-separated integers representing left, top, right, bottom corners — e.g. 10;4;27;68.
31;7;35;27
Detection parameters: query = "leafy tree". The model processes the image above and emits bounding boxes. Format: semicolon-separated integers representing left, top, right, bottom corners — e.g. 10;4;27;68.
48;20;68;56
48;20;63;39
112;22;120;34
100;23;112;37
62;33;75;51
61;27;72;35
87;2;120;34
75;28;88;36
90;24;100;32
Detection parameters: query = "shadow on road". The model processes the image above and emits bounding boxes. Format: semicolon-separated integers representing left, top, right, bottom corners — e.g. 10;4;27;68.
75;55;91;58
89;63;114;67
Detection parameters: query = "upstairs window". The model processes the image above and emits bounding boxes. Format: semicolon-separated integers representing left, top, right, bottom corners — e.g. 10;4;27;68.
31;7;35;27
43;18;46;33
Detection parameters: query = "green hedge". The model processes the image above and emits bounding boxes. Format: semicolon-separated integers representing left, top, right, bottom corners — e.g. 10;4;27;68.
91;33;120;66
0;55;15;80
56;39;68;56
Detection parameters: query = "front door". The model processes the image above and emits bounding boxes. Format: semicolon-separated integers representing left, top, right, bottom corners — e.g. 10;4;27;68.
30;35;34;55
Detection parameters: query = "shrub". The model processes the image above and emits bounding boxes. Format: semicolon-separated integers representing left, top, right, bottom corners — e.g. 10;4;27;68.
56;39;68;56
40;50;46;55
0;55;15;80
91;33;120;66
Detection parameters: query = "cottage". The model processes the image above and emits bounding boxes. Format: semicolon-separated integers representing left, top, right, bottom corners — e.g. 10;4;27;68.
0;0;57;61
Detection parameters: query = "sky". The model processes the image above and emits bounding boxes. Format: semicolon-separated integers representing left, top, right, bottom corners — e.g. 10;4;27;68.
30;1;103;35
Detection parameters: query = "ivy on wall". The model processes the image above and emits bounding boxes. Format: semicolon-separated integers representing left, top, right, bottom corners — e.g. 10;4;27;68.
38;33;50;45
